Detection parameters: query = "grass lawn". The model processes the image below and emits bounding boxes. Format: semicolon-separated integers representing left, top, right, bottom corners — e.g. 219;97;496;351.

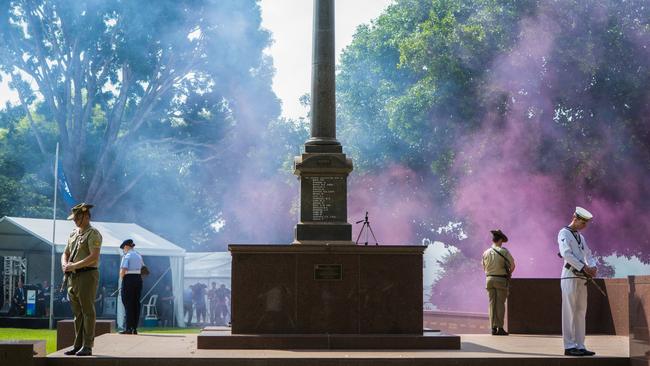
0;326;202;354
0;328;57;354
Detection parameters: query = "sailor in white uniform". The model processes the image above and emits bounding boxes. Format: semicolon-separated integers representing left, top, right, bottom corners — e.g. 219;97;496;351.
558;206;597;357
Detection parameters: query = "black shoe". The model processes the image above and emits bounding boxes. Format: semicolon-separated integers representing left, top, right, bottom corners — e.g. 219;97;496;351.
564;348;585;356
119;328;133;334
132;328;138;335
75;347;92;356
64;347;81;356
580;349;596;356
491;327;498;335
495;328;509;336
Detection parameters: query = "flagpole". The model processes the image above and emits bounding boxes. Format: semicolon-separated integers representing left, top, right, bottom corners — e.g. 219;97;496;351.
49;142;59;330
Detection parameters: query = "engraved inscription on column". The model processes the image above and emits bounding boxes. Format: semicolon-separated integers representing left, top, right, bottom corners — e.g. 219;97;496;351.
301;175;346;222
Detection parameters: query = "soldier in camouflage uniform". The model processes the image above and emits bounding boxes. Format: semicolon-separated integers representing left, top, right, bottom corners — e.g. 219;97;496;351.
61;203;103;357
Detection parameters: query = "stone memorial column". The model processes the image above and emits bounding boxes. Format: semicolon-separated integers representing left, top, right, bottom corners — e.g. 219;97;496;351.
294;0;353;244
221;0;434;343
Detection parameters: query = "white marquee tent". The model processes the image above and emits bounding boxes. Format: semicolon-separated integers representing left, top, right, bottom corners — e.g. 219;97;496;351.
184;252;231;289
0;216;186;328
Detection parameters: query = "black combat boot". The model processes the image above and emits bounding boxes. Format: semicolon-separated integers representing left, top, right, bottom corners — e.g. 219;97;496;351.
64;346;81;355
564;348;585;356
75;347;92;356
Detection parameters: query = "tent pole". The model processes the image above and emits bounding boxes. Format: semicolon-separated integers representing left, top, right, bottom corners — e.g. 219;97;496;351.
140;266;171;302
49;142;59;330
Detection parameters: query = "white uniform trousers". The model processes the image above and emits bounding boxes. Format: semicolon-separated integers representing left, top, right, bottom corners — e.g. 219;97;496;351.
561;277;588;349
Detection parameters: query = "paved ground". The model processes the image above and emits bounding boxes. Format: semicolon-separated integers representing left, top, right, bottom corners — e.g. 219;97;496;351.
48;333;628;359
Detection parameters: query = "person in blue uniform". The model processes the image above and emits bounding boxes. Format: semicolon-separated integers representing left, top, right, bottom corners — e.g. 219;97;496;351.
119;239;144;334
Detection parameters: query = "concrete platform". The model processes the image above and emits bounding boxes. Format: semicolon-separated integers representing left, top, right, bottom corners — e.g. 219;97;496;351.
47;333;629;366
198;329;460;349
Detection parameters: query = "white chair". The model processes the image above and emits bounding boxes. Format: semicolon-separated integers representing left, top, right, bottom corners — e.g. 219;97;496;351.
143;294;158;320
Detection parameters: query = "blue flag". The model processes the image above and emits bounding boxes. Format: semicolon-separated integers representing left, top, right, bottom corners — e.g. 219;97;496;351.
57;158;76;209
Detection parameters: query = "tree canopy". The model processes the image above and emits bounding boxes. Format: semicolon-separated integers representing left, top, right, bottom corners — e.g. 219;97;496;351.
338;0;650;310
0;0;281;249
1;0;649;311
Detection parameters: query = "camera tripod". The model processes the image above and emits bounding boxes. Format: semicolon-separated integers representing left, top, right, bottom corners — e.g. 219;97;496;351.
355;211;379;246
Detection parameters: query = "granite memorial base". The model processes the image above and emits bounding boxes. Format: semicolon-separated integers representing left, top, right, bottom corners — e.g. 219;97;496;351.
0;340;46;366
209;243;460;349
56;319;116;350
229;244;425;335
198;329;460;350
507;278;629;335
630;275;650;366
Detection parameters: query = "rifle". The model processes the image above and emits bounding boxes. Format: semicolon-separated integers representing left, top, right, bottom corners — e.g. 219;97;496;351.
60;270;71;292
558;252;607;297
581;269;607;297
60;236;80;292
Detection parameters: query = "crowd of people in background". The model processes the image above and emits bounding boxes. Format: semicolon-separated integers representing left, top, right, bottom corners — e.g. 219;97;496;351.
7;279;53;316
183;281;230;327
4;277;114;318
3;275;230;330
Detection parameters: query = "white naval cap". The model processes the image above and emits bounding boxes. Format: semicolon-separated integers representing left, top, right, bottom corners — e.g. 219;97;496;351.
575;206;593;220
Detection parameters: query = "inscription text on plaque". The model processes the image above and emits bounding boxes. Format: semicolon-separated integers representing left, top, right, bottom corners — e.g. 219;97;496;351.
300;175;346;222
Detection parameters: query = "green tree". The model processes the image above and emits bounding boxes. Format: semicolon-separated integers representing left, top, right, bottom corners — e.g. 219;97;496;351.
339;0;534;174
0;104;51;217
0;0;278;207
0;0;280;248
339;0;650;256
338;0;650;309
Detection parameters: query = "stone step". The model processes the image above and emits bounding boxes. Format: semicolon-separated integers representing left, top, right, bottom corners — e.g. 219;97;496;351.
197;329;461;350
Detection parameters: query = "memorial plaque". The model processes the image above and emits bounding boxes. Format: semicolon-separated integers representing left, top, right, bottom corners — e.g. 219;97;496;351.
301;175;346;222
314;264;342;280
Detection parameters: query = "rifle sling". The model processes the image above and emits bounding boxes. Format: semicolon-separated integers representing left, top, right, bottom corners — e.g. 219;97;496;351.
491;247;511;276
61;232;83;288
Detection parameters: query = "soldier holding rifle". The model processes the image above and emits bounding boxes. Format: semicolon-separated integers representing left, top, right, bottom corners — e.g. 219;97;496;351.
61;203;103;357
558;206;597;357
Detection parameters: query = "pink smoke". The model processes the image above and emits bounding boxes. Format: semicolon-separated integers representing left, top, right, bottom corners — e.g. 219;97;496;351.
441;3;650;311
348;164;433;245
216;2;650;315
220;171;296;244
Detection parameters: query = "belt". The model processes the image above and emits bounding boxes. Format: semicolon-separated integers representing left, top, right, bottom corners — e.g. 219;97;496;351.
565;263;584;271
486;274;509;278
126;271;141;274
75;267;97;273
564;263;585;276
